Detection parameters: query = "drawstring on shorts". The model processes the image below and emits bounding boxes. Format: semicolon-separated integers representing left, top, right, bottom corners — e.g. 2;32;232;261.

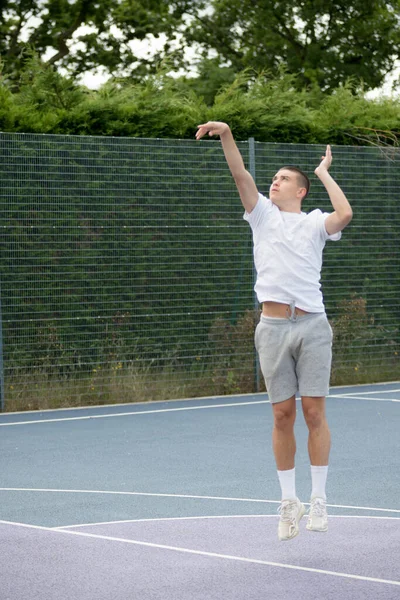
286;301;298;322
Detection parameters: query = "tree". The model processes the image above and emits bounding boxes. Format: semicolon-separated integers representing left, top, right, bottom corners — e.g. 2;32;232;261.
2;1;400;95
0;0;193;83
176;57;237;106
182;0;400;93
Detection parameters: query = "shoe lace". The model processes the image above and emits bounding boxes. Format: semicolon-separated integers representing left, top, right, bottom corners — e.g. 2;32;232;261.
278;500;298;522
310;498;326;517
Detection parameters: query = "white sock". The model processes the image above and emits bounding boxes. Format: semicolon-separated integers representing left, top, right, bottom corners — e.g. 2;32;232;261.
311;465;328;500
277;468;296;500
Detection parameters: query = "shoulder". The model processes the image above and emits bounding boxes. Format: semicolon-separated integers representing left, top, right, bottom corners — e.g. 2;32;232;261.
243;193;276;227
306;209;341;241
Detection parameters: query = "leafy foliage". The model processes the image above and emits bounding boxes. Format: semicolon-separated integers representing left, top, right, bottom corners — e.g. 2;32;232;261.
184;0;400;93
3;59;400;147
1;0;400;97
0;0;192;84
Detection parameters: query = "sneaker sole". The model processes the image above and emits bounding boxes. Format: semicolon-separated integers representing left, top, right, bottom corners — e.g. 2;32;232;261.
306;523;328;532
279;503;306;541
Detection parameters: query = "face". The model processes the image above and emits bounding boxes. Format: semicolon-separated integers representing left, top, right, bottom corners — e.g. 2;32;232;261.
269;169;306;207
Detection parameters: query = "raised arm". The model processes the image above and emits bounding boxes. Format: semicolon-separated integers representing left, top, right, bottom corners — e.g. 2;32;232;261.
315;145;353;235
196;121;259;213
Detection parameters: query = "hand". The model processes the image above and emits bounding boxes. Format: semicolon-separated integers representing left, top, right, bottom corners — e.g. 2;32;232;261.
315;144;332;175
196;121;230;140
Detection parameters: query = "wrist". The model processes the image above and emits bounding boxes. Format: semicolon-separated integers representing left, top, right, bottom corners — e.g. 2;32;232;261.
315;167;331;180
220;127;232;139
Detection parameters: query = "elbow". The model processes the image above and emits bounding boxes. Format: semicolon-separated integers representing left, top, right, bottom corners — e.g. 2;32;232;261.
341;208;353;225
346;208;353;223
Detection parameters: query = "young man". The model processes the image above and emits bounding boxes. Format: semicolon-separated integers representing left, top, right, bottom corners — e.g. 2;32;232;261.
196;121;352;541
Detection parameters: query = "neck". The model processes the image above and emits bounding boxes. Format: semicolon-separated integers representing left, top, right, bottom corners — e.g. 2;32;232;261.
273;199;302;213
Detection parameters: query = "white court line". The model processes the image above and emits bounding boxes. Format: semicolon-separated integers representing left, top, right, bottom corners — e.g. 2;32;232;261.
1;386;399;428
329;381;400;390
0;487;277;505
2;389;399;427
337;388;400;396
2;381;396;418
0;400;268;427
55;515;282;529
4;382;397;418
1;487;399;514
329;394;400;402
0;518;398;587
54;514;400;530
2;393;265;416
4;382;399;418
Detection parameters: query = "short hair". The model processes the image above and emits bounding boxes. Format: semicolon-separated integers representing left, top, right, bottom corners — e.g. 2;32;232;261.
279;166;310;200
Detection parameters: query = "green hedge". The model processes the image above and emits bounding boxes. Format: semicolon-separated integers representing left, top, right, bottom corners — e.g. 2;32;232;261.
1;60;400;145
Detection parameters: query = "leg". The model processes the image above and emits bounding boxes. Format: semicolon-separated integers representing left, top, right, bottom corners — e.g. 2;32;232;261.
301;395;330;532
255;317;304;539
272;395;297;470
272;395;305;540
301;395;330;466
294;314;333;532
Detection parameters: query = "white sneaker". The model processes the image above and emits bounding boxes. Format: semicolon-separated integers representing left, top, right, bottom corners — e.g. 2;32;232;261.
306;497;328;532
278;498;306;541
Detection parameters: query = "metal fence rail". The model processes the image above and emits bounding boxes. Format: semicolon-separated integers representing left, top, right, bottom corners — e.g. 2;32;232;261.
0;133;399;411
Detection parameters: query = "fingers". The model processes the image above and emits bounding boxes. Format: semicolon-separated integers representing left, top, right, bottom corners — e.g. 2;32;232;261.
195;128;214;140
196;121;226;139
320;146;331;159
319;144;332;165
196;123;212;140
195;125;207;140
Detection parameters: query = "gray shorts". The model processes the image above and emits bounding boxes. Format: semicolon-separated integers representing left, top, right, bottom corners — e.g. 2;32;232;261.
255;312;333;404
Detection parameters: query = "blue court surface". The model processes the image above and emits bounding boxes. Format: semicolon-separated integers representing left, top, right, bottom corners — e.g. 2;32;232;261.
0;382;399;599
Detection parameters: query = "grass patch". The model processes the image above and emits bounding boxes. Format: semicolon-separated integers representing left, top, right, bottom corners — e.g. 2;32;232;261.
3;362;245;412
3;300;399;412
4;356;399;413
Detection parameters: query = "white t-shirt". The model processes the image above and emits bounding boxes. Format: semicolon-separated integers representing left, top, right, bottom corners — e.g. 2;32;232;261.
243;193;341;312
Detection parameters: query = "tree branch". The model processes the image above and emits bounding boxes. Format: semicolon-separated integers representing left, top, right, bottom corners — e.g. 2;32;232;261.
6;8;33;58
188;13;244;63
270;10;305;60
45;0;93;65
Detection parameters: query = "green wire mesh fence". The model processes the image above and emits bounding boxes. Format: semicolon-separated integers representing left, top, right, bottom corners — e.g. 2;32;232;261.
0;133;399;411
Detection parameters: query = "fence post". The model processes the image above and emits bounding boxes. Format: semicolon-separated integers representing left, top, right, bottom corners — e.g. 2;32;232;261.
248;138;261;392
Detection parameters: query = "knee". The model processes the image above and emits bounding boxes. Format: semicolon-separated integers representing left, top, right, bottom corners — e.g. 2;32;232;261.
303;406;324;430
273;406;296;431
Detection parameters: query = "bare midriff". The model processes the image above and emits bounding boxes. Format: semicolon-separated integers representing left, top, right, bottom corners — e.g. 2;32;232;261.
262;301;310;318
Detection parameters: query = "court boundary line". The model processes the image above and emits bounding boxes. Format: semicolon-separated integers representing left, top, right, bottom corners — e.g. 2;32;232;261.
330;394;400;402
1;487;399;513
0;518;398;587
334;388;400;396
54;514;400;530
0;393;266;416
0;400;269;427
329;381;400;389
3;381;399;417
2;387;400;427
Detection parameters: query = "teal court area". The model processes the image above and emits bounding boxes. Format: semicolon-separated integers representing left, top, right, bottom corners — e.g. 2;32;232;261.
0;382;399;599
